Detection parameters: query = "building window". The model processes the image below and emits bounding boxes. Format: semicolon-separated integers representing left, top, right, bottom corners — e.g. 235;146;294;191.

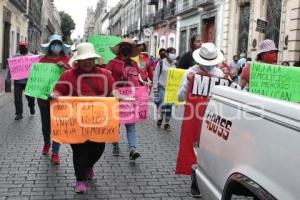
189;26;198;42
238;3;250;55
160;38;166;48
179;29;187;55
11;31;15;56
168;36;175;48
265;0;282;47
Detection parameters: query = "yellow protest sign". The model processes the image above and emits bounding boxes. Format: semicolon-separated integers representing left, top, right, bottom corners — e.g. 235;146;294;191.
50;97;119;144
164;68;186;105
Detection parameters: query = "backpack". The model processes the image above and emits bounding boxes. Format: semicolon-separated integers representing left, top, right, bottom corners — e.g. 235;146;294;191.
111;58;140;87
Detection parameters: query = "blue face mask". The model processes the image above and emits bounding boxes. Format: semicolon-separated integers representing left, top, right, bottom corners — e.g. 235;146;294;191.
201;65;215;71
50;44;63;55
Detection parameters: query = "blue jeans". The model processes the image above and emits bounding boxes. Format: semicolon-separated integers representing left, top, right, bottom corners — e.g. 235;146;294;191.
125;123;136;151
156;85;173;123
37;99;60;154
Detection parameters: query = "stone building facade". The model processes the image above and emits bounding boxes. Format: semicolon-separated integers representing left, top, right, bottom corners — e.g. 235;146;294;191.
0;0;28;70
41;0;62;44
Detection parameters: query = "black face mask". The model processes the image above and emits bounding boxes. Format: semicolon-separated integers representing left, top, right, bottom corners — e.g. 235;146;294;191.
160;54;166;59
19;47;28;55
121;47;132;57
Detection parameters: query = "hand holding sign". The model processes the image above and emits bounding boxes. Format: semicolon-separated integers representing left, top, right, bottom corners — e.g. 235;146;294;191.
7;55;40;80
118;86;149;124
25;63;64;100
51;97;119;144
88;35;122;64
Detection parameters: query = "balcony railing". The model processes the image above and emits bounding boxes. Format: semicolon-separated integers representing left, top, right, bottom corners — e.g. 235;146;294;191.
194;0;214;7
9;0;27;13
165;3;176;19
155;8;165;23
148;0;159;5
176;0;197;15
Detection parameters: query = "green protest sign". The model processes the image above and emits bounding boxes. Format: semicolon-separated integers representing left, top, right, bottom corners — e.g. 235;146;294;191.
88;35;122;64
249;62;300;102
25;63;64;100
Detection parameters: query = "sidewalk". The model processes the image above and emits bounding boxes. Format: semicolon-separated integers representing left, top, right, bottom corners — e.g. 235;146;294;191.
0;97;197;199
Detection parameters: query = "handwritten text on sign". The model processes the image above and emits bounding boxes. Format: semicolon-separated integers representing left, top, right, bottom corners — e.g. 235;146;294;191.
8;55;40;80
118;86;149;124
249;62;300;102
192;74;241;97
50;97;119;144
164;68;186;104
25;63;64;100
88;35;122;64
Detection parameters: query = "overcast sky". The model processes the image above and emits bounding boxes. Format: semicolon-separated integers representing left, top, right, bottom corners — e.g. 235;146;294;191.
54;0;119;39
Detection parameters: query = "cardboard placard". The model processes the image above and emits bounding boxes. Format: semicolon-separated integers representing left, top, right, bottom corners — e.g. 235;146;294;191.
7;55;40;80
118;86;149;124
249;62;300;102
25;63;64;100
51;97;119;144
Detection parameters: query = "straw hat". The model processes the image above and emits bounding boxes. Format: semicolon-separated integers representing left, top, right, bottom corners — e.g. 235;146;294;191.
192;43;224;66
110;38;139;57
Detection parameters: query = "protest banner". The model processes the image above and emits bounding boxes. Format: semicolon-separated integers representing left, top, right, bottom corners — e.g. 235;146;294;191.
164;68;186;104
118;86;149;124
50;97;119;144
7;55;40;80
176;73;241;175
249;62;300;102
24;63;64;100
88;35;122;64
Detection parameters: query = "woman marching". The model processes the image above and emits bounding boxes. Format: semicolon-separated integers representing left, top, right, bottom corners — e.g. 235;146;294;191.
52;42;115;193
152;47;177;131
106;38;141;159
240;39;279;90
136;40;153;87
39;35;71;165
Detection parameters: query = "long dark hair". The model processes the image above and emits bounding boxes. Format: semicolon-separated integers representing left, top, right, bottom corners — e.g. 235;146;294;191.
190;34;201;51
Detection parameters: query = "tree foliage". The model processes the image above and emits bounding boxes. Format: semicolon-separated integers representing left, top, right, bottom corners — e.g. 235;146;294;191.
59;11;75;44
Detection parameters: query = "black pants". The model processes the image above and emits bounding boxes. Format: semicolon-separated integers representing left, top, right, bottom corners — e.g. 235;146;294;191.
71;141;105;181
14;82;35;115
37;99;60;153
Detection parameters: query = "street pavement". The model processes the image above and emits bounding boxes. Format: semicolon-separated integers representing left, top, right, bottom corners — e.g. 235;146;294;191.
0;93;199;200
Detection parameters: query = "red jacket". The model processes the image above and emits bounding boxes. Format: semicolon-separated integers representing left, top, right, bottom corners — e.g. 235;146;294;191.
138;53;153;81
39;54;71;70
106;56;140;87
53;67;114;97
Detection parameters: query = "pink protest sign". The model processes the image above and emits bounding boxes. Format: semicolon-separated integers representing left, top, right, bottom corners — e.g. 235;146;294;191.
118;86;149;124
8;55;40;80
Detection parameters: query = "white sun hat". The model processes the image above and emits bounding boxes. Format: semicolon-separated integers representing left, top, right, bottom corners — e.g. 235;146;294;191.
73;42;100;62
192;43;224;66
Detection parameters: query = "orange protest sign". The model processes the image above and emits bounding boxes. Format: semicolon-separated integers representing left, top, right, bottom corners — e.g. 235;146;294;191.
50;97;119;144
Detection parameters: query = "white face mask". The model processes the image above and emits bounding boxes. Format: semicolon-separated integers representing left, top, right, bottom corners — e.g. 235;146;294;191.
168;53;176;62
201;65;215;71
50;44;63;55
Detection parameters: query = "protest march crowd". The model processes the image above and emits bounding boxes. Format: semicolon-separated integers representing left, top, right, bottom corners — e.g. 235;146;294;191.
6;32;300;195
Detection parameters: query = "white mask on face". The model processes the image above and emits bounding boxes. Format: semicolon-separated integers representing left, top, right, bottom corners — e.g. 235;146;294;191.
168;53;176;62
50;44;63;55
201;65;215;72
